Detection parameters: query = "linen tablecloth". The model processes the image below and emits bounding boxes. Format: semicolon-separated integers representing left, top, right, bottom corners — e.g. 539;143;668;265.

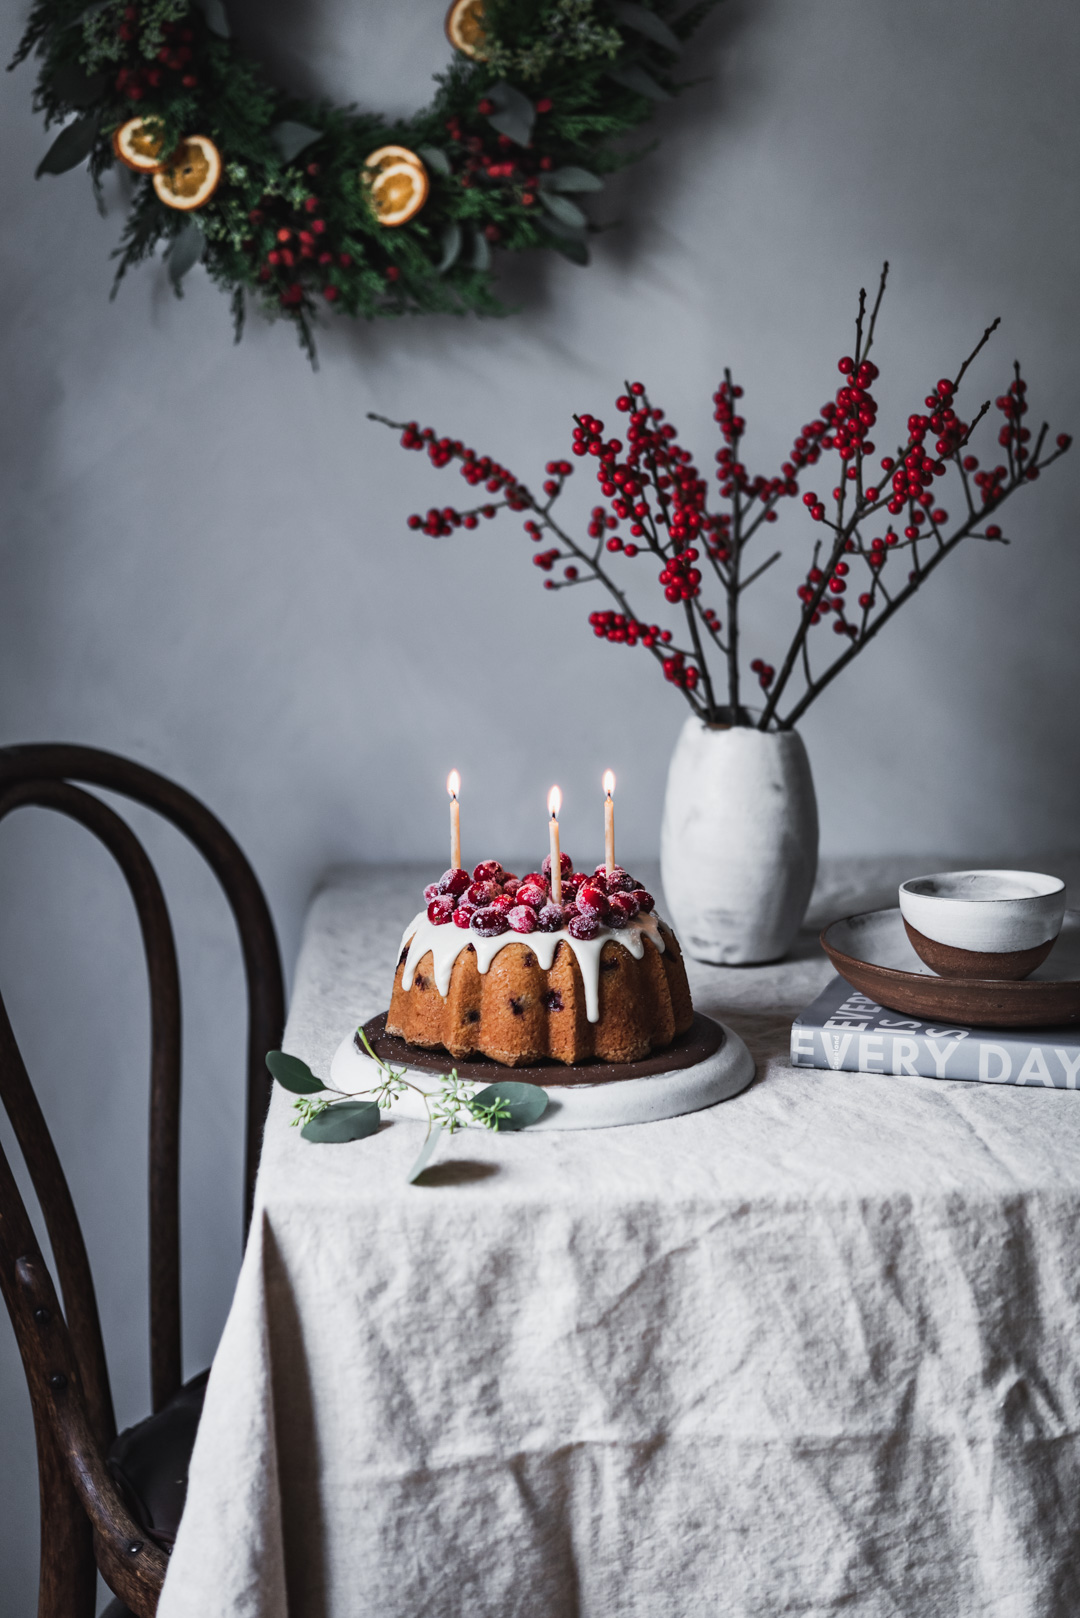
159;859;1080;1618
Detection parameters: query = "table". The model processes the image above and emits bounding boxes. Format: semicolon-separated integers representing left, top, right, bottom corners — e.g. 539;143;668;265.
159;859;1080;1618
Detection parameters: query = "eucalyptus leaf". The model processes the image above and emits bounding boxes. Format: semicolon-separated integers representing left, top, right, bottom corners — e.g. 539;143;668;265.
302;1100;380;1144
611;2;682;54
471;1081;548;1130
607;62;671;100
487;107;533;146
192;0;231;35
470;229;492;272
270;121;322;164
36;112;100;178
540;166;603;194
538;211;588;242
166;218;205;287
539;190;588;229
484;80;535;147
49;61;109;108
265;1050;324;1095
407;1123;445;1182
417;145;451;177
437;221;462;274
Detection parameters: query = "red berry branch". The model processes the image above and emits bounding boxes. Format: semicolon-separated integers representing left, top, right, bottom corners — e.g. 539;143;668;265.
371;265;1071;729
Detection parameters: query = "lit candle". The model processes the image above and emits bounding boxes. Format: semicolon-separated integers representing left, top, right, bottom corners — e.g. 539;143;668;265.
548;785;563;904
447;770;461;870
603;770;615;874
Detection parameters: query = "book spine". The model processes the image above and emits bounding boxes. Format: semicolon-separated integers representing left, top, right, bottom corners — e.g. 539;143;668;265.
790;1017;1080;1088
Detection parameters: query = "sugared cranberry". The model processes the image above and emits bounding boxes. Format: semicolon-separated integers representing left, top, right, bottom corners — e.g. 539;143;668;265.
438;867;471;896
536;903;567;932
520;872;546;889
562;872;585;898
471;905;509;937
424;883;441;902
568;913;600;940
472;860;503;882
427;897;454;925
629;889;654;913
490;894;515;913
467;879;499;905
608;893;637;924
453;905;475;928
517;880;547;909
542;851;574;879
576;883;609;918
507;905;537;933
600;865;635;893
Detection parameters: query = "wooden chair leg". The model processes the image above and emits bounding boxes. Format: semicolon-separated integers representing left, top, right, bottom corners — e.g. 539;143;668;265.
36;1420;96;1618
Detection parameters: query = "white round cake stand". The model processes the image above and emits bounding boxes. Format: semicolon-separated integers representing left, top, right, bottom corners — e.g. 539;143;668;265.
328;1015;754;1131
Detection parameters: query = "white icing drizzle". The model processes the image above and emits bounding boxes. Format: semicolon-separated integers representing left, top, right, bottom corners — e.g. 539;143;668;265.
397;910;667;1024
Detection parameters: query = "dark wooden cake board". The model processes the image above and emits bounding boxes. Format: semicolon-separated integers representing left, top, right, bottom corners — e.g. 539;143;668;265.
358;1010;724;1088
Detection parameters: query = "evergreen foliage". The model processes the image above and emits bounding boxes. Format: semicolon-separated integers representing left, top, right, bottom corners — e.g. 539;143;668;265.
13;0;717;355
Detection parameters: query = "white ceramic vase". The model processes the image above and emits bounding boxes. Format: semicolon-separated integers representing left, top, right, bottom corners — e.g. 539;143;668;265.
660;716;819;965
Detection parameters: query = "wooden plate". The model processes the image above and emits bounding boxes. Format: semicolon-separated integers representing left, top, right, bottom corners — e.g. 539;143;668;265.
821;907;1080;1028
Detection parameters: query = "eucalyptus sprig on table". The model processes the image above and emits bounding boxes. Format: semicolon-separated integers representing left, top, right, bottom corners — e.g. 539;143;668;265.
265;1032;548;1183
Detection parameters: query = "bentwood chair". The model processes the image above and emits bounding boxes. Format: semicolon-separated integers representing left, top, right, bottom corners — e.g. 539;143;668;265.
0;744;285;1618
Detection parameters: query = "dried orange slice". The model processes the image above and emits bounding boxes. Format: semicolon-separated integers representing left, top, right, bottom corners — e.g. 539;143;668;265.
363;145;426;176
363;153;429;227
152;135;222;211
445;0;487;58
113;116;170;173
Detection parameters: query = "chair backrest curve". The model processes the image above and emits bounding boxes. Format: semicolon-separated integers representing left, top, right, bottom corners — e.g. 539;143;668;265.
0;743;285;1618
0;777;181;1428
0;743;285;1228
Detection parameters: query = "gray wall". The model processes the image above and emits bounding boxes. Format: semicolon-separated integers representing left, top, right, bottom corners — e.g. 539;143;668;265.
2;0;1078;1607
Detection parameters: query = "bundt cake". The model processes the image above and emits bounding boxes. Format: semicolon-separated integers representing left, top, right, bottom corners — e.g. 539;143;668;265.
386;854;694;1066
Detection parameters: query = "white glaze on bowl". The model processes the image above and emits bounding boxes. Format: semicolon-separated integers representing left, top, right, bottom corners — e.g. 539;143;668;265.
897;869;1065;953
398;909;666;1025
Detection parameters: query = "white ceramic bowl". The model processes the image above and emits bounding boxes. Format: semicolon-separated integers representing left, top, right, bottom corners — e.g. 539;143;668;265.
899;869;1065;955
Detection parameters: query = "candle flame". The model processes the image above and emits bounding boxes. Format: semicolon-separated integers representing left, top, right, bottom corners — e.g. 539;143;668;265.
447;769;460;799
548;784;561;819
603;770;615;797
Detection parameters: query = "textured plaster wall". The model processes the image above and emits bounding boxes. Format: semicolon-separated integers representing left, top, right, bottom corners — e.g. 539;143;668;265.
1;0;1078;1607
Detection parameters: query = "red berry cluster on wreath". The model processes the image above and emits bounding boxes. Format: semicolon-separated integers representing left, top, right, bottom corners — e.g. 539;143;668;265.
443;103;556;208
246;169;352;309
114;11;197;98
376;267;1072;730
421;858;654;943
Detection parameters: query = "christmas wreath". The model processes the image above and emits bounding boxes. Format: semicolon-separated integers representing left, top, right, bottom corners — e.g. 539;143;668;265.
14;0;714;357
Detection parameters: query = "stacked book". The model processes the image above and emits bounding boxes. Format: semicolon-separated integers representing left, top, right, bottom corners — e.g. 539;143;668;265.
792;976;1080;1088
